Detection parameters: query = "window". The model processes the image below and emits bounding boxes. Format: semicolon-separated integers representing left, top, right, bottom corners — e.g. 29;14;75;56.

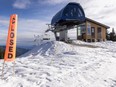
70;7;78;17
97;27;102;38
78;8;83;17
64;9;69;17
87;23;91;35
91;27;95;38
91;27;95;33
74;8;77;12
77;27;81;36
81;25;86;33
98;27;101;33
64;6;83;18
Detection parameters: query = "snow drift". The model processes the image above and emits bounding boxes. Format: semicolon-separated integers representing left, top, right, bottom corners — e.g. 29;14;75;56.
0;41;116;87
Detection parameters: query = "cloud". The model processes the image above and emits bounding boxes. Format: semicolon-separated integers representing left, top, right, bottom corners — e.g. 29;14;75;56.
0;17;9;45
41;0;66;5
16;18;49;46
13;0;31;9
1;0;116;46
0;16;50;46
42;0;116;27
0;17;9;27
41;0;87;5
81;0;116;31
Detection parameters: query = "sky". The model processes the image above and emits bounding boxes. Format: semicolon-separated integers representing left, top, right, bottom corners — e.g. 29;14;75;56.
0;0;116;46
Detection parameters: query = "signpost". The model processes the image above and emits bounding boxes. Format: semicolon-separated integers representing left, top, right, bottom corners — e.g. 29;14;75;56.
1;14;18;79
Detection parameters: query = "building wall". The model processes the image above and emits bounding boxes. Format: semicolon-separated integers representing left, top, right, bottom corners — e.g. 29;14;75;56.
102;27;107;41
85;21;107;42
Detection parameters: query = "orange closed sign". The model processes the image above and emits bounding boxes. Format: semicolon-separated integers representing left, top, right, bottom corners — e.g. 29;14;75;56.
4;14;18;62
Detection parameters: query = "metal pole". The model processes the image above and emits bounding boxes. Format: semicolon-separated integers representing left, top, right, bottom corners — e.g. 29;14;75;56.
13;61;15;76
1;61;5;79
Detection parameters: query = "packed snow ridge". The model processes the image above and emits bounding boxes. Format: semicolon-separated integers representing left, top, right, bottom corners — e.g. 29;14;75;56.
0;40;116;87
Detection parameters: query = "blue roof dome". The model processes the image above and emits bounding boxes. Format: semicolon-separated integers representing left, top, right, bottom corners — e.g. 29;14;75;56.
51;2;85;26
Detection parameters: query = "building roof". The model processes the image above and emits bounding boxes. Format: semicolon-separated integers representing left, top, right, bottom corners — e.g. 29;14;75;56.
86;17;110;29
51;2;85;26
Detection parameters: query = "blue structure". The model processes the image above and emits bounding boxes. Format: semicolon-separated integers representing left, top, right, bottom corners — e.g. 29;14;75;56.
51;2;85;27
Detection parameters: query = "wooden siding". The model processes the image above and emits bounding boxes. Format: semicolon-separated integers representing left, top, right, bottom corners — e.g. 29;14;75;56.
85;21;107;41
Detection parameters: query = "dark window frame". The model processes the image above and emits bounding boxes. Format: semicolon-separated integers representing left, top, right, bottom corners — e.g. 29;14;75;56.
97;27;102;38
97;27;102;33
91;27;95;38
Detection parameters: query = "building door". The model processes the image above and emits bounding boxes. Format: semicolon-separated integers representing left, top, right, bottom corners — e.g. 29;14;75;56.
97;27;102;41
91;27;95;38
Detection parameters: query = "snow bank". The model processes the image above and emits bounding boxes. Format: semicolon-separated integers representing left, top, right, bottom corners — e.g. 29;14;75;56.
0;41;116;87
20;41;76;57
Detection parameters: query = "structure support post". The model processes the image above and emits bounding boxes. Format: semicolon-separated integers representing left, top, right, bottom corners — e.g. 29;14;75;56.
77;27;78;40
1;61;16;79
13;61;15;76
1;61;5;79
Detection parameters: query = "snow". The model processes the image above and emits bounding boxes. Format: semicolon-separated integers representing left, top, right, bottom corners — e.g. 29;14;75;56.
0;40;116;87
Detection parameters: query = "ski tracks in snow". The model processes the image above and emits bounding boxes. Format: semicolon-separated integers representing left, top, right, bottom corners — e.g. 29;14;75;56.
0;41;116;87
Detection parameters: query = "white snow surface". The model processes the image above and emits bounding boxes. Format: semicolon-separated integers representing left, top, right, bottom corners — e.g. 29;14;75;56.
0;40;116;87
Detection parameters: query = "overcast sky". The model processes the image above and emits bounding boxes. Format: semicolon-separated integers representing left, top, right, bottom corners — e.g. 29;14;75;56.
0;0;116;46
